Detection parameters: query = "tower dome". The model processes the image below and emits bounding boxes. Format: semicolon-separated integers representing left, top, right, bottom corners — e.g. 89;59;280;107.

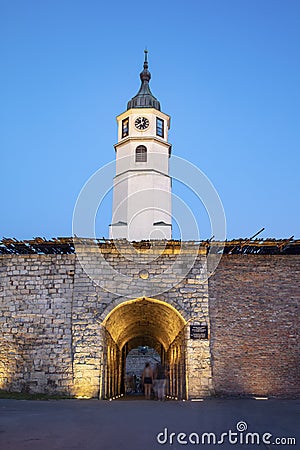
127;50;161;111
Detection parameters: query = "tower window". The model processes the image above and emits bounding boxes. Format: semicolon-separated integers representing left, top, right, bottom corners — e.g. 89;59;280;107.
122;118;129;138
135;145;147;162
156;118;164;138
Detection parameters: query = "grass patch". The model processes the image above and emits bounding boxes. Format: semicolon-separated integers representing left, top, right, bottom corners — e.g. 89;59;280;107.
0;389;73;400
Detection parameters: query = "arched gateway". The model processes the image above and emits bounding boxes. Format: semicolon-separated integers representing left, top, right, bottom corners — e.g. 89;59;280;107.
101;297;187;400
72;282;213;400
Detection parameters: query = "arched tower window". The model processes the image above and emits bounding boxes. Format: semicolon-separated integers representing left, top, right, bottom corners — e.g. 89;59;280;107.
135;145;147;162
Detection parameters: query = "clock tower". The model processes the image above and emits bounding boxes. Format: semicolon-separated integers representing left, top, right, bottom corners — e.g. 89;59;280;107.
109;51;172;241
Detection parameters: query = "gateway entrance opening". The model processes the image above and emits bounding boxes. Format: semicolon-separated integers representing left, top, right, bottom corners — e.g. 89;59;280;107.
101;297;187;400
125;346;161;396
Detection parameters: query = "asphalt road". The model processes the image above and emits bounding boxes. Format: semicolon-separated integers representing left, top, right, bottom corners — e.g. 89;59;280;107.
0;398;299;450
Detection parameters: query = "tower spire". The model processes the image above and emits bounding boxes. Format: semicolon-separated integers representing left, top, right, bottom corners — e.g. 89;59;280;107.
127;50;161;111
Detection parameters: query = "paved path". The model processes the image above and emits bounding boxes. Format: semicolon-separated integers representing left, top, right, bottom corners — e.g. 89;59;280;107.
0;398;299;449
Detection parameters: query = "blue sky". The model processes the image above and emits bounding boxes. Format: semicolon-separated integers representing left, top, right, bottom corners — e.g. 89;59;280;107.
1;0;299;240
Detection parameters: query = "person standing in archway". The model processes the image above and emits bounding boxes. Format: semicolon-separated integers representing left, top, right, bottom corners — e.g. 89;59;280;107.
142;362;153;400
155;363;167;401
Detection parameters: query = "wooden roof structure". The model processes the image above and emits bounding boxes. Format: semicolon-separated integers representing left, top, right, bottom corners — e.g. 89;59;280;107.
0;237;299;255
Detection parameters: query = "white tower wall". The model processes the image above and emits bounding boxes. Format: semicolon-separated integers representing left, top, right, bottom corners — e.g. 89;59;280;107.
109;55;172;241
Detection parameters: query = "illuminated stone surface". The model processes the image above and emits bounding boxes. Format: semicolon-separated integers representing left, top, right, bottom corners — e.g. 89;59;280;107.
0;249;299;399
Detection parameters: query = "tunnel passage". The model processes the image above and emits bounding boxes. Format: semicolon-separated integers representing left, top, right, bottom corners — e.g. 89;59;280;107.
101;297;187;400
125;347;161;394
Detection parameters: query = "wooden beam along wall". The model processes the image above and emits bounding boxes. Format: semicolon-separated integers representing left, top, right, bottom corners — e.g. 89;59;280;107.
0;237;300;255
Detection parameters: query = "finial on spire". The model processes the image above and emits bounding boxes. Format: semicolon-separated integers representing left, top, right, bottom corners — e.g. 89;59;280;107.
144;49;148;69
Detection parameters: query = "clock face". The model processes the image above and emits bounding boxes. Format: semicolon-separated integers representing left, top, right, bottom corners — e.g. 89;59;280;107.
135;117;149;130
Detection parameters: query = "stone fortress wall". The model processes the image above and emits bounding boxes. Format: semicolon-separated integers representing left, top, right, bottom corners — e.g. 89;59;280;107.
0;243;299;398
209;254;299;397
0;254;75;394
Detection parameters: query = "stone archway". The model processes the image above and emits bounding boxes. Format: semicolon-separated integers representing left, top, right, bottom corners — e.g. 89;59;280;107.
71;248;213;400
100;297;187;400
71;291;213;399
